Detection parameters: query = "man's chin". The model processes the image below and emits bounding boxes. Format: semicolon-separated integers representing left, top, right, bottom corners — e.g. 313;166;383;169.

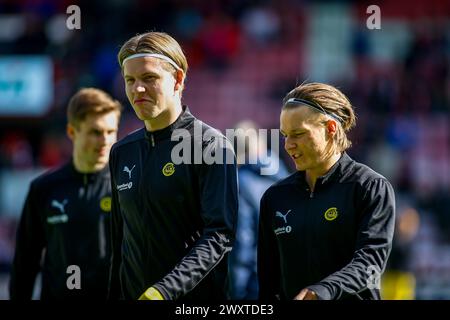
92;161;108;171
134;107;161;120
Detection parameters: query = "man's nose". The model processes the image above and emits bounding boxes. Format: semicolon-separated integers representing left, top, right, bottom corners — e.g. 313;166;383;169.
98;132;109;144
133;81;145;93
98;135;106;145
285;137;297;150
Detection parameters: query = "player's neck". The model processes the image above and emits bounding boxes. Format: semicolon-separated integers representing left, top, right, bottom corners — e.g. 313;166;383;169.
305;153;341;191
72;156;103;174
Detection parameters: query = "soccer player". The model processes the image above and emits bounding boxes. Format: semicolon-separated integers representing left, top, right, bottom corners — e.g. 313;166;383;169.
258;82;396;300
108;32;238;300
10;88;122;300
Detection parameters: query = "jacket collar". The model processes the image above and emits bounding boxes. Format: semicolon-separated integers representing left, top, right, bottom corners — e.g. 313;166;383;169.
295;152;354;187
67;159;110;182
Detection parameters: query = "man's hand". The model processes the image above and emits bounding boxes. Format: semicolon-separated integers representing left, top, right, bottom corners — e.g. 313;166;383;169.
293;288;318;300
138;287;165;300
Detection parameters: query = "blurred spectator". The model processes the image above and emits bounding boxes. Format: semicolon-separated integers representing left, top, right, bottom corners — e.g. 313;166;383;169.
240;4;280;47
366;138;402;186
37;133;70;168
13;12;49;54
229;120;289;299
382;206;420;300
198;12;241;71
0;218;15;273
421;188;450;243
0;132;34;169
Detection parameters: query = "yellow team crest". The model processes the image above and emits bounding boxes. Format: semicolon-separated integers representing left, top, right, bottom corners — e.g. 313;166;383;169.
324;207;338;221
162;162;175;176
100;196;112;212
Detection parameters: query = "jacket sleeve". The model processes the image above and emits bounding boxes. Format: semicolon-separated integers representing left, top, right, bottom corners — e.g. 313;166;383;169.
9;181;45;300
107;148;123;300
257;193;281;300
152;137;238;300
307;178;396;300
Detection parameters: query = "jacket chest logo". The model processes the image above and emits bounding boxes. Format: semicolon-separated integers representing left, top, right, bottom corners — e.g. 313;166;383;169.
123;165;136;179
51;199;68;214
324;207;338;221
48;199;69;224
100;196;112;212
117;164;136;192
162;162;175;176
274;209;292;235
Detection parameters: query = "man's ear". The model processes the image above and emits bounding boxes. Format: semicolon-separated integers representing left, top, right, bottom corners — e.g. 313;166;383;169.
326;120;337;137
67;123;76;142
174;69;185;92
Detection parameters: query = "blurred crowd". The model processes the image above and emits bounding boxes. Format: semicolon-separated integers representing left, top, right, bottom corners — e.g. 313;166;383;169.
0;0;449;299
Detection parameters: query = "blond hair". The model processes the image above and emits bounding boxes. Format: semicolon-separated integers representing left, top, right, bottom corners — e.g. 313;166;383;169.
67;88;122;128
282;82;356;153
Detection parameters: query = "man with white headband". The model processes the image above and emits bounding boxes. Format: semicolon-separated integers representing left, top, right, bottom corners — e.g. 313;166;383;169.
108;32;238;301
258;82;395;300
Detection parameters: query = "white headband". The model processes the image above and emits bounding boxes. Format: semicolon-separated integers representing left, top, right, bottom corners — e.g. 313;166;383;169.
122;53;182;71
285;97;344;124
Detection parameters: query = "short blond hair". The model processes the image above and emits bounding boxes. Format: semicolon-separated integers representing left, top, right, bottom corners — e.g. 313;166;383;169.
67;88;122;128
282;82;356;153
119;32;187;72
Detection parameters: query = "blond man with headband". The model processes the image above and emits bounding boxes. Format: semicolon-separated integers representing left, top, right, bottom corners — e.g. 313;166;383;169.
258;82;395;300
108;32;238;301
10;88;122;300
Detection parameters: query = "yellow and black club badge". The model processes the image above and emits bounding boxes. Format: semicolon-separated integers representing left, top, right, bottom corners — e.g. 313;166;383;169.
100;196;112;212
324;207;338;221
162;162;175;177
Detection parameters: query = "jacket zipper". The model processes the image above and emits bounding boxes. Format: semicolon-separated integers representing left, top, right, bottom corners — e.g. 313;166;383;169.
307;186;314;198
150;133;155;147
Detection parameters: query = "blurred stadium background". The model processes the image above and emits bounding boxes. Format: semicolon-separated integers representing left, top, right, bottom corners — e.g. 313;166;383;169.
0;0;448;299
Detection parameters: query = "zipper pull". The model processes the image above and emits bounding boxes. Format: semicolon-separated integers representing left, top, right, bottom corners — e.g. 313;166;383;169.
151;134;155;147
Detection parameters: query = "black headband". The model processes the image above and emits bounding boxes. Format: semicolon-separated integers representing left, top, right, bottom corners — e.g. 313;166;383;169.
284;98;344;124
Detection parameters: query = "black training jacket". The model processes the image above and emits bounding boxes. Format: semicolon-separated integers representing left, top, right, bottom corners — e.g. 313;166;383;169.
258;153;395;300
10;162;112;300
108;106;238;300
